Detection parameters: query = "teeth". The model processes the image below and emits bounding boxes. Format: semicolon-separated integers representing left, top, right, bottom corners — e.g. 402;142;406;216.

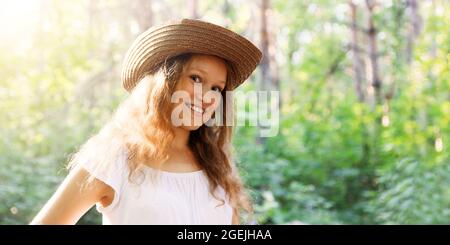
191;105;203;113
185;102;203;113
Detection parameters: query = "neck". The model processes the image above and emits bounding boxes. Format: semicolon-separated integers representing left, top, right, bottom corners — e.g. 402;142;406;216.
171;126;190;150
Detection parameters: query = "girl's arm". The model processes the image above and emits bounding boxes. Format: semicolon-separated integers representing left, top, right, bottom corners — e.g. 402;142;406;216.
30;165;113;225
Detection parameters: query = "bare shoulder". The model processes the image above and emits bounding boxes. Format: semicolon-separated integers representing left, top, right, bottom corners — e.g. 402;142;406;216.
74;165;113;196
74;166;115;208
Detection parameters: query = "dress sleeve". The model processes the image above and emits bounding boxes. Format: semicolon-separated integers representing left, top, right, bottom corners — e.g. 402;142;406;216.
79;148;129;213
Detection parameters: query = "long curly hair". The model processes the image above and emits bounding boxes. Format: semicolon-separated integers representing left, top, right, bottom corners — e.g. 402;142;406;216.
67;53;253;222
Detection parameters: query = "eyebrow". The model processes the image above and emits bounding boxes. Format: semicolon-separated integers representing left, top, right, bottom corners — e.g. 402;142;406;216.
191;68;226;86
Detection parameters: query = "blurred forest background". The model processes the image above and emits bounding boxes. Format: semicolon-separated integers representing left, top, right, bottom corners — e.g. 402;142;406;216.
0;0;449;225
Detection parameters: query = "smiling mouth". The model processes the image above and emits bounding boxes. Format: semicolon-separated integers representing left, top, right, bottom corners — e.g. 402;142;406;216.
185;102;204;114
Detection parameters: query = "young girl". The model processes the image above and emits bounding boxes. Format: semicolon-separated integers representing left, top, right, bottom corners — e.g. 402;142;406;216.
30;19;262;225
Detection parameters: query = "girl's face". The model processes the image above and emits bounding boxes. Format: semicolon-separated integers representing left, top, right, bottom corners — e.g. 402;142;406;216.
171;54;227;131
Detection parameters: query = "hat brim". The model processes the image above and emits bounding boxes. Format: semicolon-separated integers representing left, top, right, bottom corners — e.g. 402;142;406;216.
121;19;262;92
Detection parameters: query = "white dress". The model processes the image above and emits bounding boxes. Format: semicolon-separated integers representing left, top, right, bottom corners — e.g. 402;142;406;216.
80;148;233;225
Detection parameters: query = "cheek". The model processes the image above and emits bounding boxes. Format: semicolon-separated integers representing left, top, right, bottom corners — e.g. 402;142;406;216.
211;93;223;109
177;78;195;97
171;80;196;110
204;95;222;117
211;98;221;111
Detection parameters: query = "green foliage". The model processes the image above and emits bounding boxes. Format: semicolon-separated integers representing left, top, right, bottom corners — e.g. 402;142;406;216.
370;158;450;224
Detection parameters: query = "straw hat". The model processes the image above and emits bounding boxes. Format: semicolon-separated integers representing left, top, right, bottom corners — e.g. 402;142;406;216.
121;18;262;92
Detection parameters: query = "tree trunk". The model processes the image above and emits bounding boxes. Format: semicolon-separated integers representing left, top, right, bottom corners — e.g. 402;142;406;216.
365;0;382;106
349;1;366;102
133;0;153;33
222;0;231;28
406;0;422;64
190;0;199;19
260;0;271;93
258;0;280;145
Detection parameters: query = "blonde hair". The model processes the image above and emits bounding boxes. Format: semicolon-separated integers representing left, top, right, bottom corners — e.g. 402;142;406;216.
67;53;253;222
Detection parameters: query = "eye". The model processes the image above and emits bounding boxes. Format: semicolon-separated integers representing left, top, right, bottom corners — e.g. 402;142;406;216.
190;74;201;83
212;86;223;92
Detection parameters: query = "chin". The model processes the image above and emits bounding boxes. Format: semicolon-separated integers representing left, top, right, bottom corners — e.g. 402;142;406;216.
179;113;213;131
181;124;203;131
